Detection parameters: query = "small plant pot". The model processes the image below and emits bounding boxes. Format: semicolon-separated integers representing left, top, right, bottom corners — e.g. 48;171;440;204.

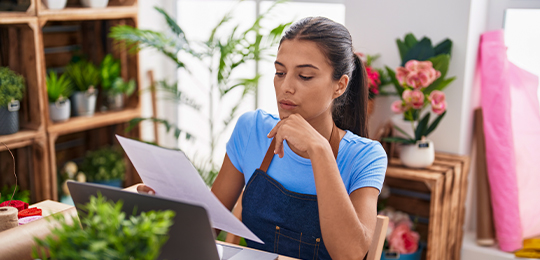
91;179;122;188
0;101;20;135
42;0;68;9
72;89;98;117
107;93;125;111
399;140;434;168
49;99;71;122
80;0;109;8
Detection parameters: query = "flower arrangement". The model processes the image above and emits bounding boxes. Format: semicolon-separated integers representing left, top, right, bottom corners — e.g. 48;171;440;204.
355;53;391;99
379;207;421;255
383;33;455;144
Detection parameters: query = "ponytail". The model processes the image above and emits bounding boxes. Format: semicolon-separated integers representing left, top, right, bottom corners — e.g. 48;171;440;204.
280;17;369;137
333;54;369;137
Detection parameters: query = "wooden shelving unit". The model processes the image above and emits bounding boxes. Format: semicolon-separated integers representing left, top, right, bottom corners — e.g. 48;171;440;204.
0;0;141;202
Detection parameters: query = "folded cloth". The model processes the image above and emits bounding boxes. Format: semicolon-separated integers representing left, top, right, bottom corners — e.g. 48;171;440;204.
0;200;29;212
18;208;42;219
18;215;43;225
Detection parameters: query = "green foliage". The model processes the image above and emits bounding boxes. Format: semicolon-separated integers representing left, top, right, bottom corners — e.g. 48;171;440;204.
110;78;136;96
0;185;30;204
99;54;121;91
110;2;291;186
33;194;175;260
80;147;125;182
0;67;25;108
383;111;447;144
46;71;73;103
396;33;452;66
66;60;100;92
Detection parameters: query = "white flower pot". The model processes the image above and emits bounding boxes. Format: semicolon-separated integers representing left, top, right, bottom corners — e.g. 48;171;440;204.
80;0;109;8
71;89;98;117
399;140;435;168
49;99;71;122
42;0;67;9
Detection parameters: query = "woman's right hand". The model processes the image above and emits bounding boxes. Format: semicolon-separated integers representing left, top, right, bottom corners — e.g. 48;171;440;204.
137;184;156;195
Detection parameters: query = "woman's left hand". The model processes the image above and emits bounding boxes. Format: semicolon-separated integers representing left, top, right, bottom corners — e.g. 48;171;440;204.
267;113;330;158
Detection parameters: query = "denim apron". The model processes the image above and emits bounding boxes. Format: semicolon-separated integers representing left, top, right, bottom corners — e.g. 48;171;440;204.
242;124;340;260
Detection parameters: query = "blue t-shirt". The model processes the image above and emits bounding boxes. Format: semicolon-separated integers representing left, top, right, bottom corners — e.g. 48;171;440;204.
226;109;387;195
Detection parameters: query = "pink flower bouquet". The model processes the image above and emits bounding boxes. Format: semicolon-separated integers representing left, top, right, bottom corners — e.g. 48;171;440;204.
379;208;421;254
383;33;456;144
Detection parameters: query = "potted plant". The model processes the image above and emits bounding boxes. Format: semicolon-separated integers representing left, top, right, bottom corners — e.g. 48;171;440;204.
99;54;136;110
379;207;423;260
383;34;455;168
1;185;30;204
42;0;67;10
0;67;25;135
33;194;175;260
79;146;125;187
80;0;109;8
47;71;73;122
66;59;100;117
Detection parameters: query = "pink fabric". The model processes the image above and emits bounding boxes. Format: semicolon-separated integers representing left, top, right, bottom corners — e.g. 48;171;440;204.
479;30;522;252
509;63;540;239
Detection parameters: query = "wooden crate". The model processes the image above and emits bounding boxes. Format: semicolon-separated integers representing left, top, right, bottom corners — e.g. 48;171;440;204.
0;134;50;202
0;18;45;133
0;0;35;18
382;153;470;260
49;122;141;200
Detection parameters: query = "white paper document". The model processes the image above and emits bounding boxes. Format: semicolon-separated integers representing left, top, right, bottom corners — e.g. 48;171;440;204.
116;135;263;244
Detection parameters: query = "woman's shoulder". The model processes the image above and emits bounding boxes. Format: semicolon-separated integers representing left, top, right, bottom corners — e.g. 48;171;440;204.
340;131;387;159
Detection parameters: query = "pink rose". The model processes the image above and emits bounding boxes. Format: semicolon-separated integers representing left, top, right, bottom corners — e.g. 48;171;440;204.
397;60;441;89
388;223;420;254
402;90;424;109
391;100;406;114
430;90;447;115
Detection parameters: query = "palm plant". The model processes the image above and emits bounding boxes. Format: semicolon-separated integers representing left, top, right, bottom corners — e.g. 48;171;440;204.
46;71;73;103
99;54;121;92
110;2;290;185
66;59;100;92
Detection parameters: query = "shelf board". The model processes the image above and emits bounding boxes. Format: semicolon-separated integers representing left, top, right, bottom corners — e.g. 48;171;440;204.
37;6;137;21
0;129;44;150
0;15;37;25
47;108;140;136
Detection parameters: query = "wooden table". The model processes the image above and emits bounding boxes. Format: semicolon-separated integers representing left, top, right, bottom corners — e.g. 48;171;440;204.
32;187;298;260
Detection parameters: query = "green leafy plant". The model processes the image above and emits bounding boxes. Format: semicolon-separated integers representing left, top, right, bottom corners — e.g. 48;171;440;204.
0;67;25;108
110;2;291;185
110;77;136;96
99;54;121;91
66;59;100;92
80;146;125;182
46;71;73;103
0;185;30;204
33;194;175;260
382;33;455;144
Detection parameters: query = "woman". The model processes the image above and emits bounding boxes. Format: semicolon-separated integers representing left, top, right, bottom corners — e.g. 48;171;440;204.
141;17;387;259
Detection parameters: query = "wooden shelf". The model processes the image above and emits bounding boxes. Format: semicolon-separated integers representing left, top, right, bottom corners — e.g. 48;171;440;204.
47;108;141;136
0;130;44;150
37;6;138;21
0;16;37;25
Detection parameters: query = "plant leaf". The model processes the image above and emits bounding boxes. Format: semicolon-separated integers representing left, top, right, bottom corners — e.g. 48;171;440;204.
385;66;404;97
434;39;453;56
402;37;435;66
392;124;414;139
382;137;416;144
415;112;431;141
424;76;455;94
404;33;418;48
425;111;447;137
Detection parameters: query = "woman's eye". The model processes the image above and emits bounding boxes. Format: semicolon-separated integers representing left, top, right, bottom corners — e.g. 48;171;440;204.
299;75;312;80
275;72;285;77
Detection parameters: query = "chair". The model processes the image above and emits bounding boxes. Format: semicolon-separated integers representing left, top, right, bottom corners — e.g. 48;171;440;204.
225;192;389;260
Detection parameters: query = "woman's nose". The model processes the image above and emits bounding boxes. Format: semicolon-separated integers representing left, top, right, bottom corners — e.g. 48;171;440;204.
281;75;295;94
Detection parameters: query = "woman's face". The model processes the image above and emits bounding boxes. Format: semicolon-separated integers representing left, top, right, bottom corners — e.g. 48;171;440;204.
274;39;347;122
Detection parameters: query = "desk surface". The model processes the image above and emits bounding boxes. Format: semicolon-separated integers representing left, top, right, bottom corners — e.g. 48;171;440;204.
32;185;298;260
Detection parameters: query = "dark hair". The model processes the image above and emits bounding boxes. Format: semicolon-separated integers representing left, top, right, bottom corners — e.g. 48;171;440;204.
279;17;369;137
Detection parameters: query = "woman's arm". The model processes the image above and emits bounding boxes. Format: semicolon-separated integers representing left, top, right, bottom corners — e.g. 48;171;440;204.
309;142;379;259
211;154;245;212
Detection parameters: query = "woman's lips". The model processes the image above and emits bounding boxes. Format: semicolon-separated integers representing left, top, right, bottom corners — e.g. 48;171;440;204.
279;101;297;110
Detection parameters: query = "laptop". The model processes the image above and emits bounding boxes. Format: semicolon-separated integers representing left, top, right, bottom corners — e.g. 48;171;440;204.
67;181;278;260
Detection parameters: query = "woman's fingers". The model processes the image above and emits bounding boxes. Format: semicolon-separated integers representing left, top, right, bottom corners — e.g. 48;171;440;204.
137;184;155;195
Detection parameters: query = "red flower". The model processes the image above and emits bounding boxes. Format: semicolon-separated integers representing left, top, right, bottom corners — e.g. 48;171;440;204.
365;66;380;94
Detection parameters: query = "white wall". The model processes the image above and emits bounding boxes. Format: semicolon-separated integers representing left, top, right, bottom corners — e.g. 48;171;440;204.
345;0;476;155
